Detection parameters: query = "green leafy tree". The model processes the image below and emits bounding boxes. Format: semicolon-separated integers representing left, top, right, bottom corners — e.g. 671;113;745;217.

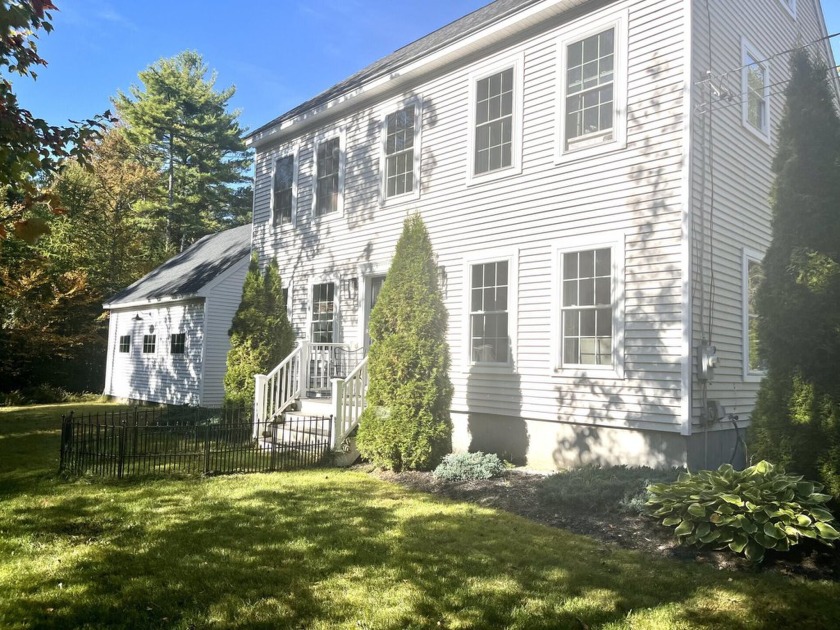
356;215;453;471
224;257;294;408
1;0;111;242
114;50;251;253
749;50;840;497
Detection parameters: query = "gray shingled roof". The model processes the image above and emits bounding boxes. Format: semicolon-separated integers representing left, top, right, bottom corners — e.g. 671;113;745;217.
246;0;541;139
104;224;252;307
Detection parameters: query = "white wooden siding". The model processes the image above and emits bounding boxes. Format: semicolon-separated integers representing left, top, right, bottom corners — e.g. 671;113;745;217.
200;257;250;406
688;0;834;425
252;0;689;433
104;301;205;406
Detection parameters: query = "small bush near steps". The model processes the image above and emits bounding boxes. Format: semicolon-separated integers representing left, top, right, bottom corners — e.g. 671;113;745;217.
645;461;840;563
433;452;506;482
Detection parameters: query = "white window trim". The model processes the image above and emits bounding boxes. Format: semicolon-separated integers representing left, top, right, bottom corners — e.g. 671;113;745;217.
380;97;422;205
466;51;525;186
550;231;625;379
556;8;629;164
461;248;519;372
741;38;771;144
777;0;796;19
306;275;341;344
270;144;299;229
742;248;766;382
310;130;346;220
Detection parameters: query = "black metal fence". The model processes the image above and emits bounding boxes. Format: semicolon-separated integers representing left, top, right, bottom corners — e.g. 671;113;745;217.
59;406;333;478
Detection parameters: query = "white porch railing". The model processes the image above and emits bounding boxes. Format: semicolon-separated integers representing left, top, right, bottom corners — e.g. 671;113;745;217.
254;344;302;423
331;356;369;450
305;343;364;395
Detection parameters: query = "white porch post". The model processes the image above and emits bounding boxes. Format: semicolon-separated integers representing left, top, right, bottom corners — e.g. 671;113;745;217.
299;340;310;398
253;373;267;438
331;377;344;450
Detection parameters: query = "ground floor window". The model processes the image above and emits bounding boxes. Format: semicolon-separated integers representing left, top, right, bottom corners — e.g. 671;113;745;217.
311;282;335;343
470;260;510;364
743;250;767;378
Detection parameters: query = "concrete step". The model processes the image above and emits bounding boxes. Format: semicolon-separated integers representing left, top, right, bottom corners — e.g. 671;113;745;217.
297;398;333;417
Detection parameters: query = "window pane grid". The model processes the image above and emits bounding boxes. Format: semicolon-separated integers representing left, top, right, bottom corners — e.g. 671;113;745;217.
562;248;613;366
470;261;509;363
142;335;156;354
273;155;294;225
316;138;340;216
119;335;130;353
475;68;514;175
566;28;615;143
170;333;186;354
311;283;335;343
745;55;767;133
386;105;415;198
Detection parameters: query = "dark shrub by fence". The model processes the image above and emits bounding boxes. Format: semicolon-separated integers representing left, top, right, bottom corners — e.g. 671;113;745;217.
59;406;333;478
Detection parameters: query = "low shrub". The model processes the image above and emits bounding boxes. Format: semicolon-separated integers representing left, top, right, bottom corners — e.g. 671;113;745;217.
537;465;681;514
1;385;102;406
645;461;840;562
433;452;506;482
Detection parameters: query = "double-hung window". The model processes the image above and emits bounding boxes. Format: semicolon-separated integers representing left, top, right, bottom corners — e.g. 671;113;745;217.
170;333;186;355
272;153;295;227
142;334;156;354
465;251;517;367
311;282;336;343
558;10;627;160
119;335;131;353
743;250;767;379
553;233;624;376
469;54;523;182
384;104;418;199
314;136;343;217
742;39;770;141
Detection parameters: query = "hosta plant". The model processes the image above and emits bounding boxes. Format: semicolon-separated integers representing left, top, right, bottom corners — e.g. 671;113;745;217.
645;461;840;562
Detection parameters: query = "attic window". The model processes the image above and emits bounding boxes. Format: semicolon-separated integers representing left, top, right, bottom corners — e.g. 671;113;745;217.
142;334;156;354
119;335;131;353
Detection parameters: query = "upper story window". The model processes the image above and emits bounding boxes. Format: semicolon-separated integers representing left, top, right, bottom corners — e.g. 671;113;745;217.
743;249;767;379
742;39;770;142
314;136;343;217
557;9;627;162
475;69;513;175
468;53;523;183
272;154;295;227
384;104;417;199
552;232;624;377
170;333;186;355
118;335;131;353
142;334;156;354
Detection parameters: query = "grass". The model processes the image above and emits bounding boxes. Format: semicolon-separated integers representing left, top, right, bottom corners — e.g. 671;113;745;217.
2;405;840;629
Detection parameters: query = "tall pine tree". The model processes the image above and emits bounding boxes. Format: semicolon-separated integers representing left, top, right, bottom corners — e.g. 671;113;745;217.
114;51;251;254
749;50;840;496
356;215;453;471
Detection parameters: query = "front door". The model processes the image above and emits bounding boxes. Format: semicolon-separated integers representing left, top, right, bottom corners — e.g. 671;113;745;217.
364;275;386;350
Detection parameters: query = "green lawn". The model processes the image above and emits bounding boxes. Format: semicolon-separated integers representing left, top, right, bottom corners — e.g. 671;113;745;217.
2;404;840;629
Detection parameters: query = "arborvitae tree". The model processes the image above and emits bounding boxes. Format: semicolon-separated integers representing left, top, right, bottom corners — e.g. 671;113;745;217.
224;257;294;408
114;51;251;253
356;215;453;471
749;50;840;497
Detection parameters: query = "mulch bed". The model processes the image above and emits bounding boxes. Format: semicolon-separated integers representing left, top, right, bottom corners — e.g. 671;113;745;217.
369;467;840;582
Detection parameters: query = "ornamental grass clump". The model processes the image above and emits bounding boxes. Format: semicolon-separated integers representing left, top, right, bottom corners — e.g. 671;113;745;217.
645;461;840;562
433;452;506;482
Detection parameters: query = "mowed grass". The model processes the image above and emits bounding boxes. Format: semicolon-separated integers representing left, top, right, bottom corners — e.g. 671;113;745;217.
2;405;840;629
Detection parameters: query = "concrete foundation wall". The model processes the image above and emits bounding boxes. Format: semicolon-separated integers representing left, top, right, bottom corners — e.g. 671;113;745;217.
452;411;744;471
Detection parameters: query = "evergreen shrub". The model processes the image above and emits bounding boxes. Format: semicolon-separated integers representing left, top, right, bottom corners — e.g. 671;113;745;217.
356;215;453;471
433;452;506;482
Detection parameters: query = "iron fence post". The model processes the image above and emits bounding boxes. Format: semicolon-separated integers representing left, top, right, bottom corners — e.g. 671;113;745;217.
203;423;212;474
117;420;126;479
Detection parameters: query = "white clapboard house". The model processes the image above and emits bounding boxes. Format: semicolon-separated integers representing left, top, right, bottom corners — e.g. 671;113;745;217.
244;0;838;469
103;224;252;407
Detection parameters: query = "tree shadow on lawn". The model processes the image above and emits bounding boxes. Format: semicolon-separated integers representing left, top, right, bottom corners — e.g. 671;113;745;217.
3;475;840;629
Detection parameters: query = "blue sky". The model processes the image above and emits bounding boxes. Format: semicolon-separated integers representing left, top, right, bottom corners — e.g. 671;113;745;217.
11;0;840;135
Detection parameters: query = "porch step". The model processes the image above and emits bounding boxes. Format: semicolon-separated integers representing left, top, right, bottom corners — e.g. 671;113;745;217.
297;398;333;417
